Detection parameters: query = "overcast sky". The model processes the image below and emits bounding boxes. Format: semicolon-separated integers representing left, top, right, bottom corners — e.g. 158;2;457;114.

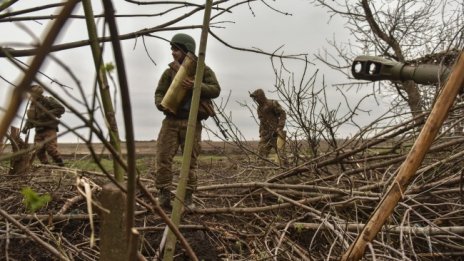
0;1;391;143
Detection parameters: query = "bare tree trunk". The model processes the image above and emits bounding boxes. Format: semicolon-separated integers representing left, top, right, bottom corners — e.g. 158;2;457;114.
403;81;423;119
82;0;124;182
8;127;32;175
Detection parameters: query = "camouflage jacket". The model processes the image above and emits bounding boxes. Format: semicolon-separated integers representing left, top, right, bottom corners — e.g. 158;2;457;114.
154;62;221;120
25;96;65;130
257;100;286;139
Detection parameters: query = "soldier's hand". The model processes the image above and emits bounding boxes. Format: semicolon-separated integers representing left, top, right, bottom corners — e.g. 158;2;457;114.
49;108;63;118
181;78;194;90
156;103;165;111
21;127;28;134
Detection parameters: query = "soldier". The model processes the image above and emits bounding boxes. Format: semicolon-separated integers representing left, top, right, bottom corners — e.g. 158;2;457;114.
250;89;287;165
22;85;65;166
154;33;221;209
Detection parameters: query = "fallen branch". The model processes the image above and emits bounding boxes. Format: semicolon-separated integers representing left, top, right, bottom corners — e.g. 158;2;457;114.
0;208;70;260
281;222;464;236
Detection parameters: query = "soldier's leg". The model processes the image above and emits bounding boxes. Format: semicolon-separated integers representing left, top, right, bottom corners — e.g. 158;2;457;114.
179;121;202;207
43;129;64;166
258;138;272;159
154;118;180;209
154;118;180;189
274;137;288;166
34;131;49;164
155;118;180;188
178;121;201;189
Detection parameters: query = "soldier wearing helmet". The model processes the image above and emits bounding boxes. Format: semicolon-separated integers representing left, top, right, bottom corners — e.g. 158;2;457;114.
22;85;65;166
250;88;287;164
154;33;221;209
170;33;196;54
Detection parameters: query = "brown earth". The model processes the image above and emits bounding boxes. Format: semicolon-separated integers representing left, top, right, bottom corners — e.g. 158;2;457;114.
0;141;287;261
49;140;257;156
3;138;464;260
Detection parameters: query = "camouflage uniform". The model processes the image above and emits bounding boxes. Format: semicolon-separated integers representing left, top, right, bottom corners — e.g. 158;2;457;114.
23;85;65;166
250;89;287;162
154;57;221;193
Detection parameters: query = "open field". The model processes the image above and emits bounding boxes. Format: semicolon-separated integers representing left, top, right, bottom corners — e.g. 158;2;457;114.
1;140;259;157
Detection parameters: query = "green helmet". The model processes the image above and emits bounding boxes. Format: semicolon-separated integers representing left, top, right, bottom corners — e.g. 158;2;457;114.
171;33;196;54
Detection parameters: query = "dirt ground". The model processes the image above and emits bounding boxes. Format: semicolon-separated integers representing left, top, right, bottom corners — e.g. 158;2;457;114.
2;139;464;260
0;142;294;261
53;140;256;157
0;163;213;260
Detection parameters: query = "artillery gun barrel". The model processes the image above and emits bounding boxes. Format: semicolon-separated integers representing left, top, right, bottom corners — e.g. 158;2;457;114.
351;55;450;85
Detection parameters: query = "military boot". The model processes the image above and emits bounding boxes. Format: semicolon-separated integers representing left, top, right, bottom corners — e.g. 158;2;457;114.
158;188;172;210
37;154;49;165
184;189;195;209
55;158;65;167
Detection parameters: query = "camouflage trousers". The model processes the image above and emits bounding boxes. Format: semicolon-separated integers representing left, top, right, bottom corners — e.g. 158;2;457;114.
154;117;202;191
258;136;287;164
34;127;63;164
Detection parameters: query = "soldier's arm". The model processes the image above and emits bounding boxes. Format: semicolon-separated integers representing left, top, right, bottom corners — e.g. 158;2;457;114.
274;101;286;130
38;97;64;117
47;97;65;117
200;66;221;99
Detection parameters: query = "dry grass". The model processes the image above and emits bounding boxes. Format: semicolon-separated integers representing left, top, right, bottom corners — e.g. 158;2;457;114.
2;136;464;260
